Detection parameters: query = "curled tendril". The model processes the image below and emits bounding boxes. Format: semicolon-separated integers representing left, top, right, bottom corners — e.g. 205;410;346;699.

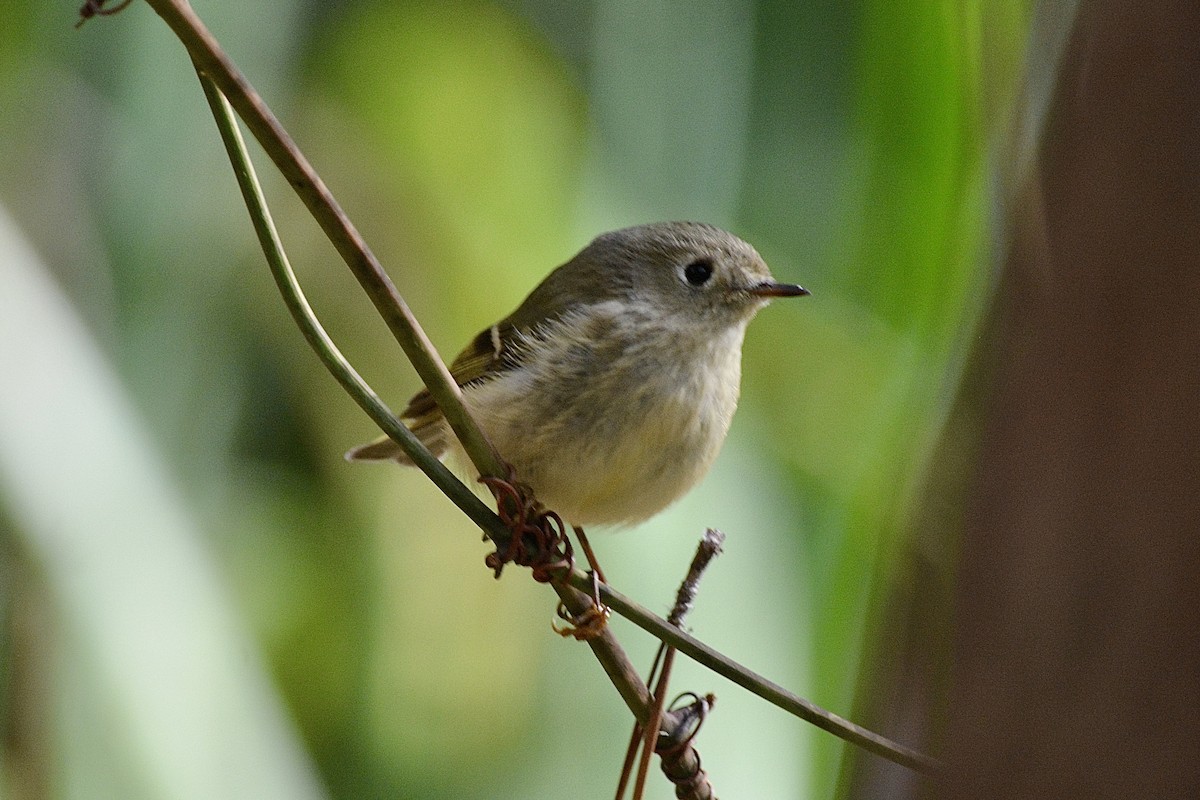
479;469;610;638
658;692;714;756
650;692;716;799
76;0;134;28
479;468;574;581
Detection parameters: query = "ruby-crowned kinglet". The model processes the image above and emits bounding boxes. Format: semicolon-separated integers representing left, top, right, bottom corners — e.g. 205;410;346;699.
347;221;807;526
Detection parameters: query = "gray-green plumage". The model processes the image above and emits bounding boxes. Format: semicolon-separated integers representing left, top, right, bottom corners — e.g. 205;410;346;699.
347;221;807;526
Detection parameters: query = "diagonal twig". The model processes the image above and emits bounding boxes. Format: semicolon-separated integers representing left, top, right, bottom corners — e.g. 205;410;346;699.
627;529;724;800
573;570;942;774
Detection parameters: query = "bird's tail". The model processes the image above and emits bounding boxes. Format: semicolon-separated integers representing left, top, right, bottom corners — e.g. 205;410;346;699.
344;418;449;466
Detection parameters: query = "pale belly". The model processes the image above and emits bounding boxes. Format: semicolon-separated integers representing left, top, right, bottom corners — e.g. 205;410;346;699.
455;321;745;527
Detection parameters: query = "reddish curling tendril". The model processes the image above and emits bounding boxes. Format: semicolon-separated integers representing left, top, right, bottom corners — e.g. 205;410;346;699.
479;468;609;640
76;0;134;28
479;467;574;582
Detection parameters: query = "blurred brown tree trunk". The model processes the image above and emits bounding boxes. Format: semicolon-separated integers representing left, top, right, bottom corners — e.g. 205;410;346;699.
845;1;1200;798
942;0;1200;795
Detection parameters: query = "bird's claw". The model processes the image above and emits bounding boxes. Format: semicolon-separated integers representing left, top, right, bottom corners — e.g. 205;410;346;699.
552;570;610;640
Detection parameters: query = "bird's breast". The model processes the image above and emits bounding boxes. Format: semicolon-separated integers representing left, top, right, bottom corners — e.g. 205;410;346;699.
461;303;747;526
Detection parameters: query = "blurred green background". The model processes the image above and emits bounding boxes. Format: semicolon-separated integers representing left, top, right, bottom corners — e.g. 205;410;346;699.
0;1;1027;798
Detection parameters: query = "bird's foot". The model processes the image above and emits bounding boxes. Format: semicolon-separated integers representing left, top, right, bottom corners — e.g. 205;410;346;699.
553;570;610;641
480;468;610;639
572;525;609;585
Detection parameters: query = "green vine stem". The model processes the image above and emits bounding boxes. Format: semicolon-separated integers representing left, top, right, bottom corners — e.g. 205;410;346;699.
153;0;505;480
193;64;656;734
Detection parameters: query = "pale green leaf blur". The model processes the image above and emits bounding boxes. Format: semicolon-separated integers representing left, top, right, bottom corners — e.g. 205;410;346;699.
0;2;1027;798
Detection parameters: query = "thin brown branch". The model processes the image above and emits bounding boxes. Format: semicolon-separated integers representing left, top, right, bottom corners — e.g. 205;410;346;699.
574;569;942;775
670;529;726;626
640;531;726;799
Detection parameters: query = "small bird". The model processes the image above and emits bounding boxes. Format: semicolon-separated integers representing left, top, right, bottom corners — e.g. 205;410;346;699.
347;221;807;529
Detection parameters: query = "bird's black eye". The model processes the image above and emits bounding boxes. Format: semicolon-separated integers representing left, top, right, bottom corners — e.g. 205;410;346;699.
683;259;714;286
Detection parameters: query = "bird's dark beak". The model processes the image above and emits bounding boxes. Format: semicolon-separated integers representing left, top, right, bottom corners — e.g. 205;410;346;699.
749;281;810;298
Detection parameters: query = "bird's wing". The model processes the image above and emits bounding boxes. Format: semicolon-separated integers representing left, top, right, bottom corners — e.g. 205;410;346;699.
343;315;538;462
400;262;585;423
400;320;523;423
346;257;588;463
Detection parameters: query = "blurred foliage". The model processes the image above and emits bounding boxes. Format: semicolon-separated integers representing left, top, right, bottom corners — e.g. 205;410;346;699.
0;1;1027;798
